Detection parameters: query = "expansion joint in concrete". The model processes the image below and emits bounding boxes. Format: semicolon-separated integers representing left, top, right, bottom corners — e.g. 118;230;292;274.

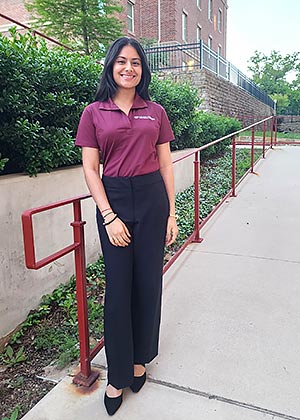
147;377;300;420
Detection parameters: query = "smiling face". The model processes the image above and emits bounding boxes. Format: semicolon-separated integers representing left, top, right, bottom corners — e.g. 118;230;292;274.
112;45;142;92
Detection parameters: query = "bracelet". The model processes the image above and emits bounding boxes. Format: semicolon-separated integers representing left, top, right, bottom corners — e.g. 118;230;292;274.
169;213;177;219
103;211;114;219
101;207;112;214
103;214;118;226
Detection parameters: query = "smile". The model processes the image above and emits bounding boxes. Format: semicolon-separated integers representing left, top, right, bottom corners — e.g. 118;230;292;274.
120;74;135;79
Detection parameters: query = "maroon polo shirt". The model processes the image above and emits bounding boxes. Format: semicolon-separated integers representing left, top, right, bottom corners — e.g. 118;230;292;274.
75;94;174;177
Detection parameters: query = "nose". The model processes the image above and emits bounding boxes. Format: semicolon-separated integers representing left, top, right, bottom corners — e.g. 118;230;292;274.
125;60;133;71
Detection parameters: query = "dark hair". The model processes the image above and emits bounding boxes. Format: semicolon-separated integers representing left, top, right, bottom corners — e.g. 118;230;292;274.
95;37;151;102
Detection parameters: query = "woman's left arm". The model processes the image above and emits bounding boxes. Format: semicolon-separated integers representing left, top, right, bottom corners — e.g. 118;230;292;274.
156;143;178;246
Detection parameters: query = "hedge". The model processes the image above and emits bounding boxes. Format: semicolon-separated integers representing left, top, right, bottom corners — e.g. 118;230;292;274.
0;30;241;176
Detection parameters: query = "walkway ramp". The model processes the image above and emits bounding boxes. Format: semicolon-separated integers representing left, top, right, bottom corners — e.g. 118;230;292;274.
21;146;300;420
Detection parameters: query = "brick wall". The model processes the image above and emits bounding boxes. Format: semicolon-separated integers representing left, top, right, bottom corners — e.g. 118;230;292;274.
118;0;227;56
175;0;227;56
158;69;274;120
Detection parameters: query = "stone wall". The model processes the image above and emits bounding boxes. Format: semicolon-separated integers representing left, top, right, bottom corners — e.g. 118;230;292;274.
159;68;275;123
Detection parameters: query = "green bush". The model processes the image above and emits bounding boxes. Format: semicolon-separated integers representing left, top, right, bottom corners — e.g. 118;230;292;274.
188;112;242;159
0;29;101;176
150;75;241;157
150;74;202;150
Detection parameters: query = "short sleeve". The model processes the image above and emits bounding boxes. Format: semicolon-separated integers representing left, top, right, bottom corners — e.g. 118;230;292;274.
75;106;99;149
157;106;175;144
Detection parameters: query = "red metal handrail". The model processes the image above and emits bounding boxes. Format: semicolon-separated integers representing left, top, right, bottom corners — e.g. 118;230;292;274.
22;115;275;387
0;13;76;51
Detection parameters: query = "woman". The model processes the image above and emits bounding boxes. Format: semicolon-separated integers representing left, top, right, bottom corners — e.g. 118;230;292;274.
75;37;178;416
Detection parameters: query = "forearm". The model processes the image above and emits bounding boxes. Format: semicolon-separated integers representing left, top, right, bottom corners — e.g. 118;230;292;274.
160;164;176;215
83;167;111;212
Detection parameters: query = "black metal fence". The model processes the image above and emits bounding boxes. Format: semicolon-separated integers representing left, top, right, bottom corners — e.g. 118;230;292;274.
145;41;275;110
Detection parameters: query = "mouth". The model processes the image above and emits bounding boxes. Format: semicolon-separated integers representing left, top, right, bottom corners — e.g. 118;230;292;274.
120;74;135;80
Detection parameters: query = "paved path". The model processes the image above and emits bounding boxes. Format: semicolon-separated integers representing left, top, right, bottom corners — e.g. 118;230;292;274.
21;146;300;420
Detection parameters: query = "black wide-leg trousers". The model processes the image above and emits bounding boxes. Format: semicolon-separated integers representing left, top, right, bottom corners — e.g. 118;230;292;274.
96;170;169;389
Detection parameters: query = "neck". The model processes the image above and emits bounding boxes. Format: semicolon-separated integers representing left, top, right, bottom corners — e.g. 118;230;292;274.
113;88;136;106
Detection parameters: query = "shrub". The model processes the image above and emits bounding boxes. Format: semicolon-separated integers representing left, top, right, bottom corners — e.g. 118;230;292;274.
0;29;101;176
188;112;242;159
149;74;202;150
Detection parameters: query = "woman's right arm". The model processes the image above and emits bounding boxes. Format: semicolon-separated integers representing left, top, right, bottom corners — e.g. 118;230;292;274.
82;147;111;212
82;147;131;247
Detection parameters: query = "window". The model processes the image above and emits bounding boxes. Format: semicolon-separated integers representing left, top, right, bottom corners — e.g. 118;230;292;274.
217;9;222;32
127;1;134;33
197;25;202;42
197;0;201;9
208;0;213;21
208;36;213;50
182;11;187;42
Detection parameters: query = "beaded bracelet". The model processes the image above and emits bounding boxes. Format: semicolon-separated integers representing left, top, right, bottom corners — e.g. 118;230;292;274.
103;214;118;226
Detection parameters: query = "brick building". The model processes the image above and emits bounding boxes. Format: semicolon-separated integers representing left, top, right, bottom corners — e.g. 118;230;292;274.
119;0;228;57
1;0;227;56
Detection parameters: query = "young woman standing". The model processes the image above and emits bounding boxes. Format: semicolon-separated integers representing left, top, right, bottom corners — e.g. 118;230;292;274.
76;37;178;415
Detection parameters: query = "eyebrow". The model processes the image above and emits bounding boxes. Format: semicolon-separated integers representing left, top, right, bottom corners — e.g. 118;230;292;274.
116;55;141;61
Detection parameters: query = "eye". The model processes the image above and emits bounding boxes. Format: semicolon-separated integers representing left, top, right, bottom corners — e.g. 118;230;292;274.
132;61;141;66
116;59;126;64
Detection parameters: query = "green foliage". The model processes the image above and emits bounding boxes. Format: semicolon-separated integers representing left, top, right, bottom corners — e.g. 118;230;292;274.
248;50;300;114
187;111;241;159
25;0;123;55
6;259;105;369
1;346;26;366
150;75;241;154
0;153;8;172
0;30;101;175
150;75;201;149
2;406;20;420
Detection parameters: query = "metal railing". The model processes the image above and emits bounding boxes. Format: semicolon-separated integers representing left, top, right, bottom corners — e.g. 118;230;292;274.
22;116;276;387
145;41;275;109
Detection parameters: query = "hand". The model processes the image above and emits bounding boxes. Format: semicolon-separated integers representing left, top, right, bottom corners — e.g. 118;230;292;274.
165;216;178;246
105;217;131;247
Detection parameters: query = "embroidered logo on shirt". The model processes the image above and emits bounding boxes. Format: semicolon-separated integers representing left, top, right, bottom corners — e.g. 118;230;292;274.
134;116;156;121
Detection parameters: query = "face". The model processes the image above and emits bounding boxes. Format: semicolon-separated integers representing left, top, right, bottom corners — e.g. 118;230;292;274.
112;45;142;91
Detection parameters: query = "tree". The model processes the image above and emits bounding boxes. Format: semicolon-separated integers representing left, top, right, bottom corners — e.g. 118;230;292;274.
248;50;300;114
25;0;124;55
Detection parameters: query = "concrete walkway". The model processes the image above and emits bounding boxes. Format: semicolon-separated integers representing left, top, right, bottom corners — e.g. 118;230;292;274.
21;146;300;420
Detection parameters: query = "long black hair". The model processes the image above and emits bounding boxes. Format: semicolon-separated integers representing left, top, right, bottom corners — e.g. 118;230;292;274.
95;37;151;102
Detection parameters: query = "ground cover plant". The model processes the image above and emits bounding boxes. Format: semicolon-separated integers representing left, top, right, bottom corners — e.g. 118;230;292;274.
0;147;262;419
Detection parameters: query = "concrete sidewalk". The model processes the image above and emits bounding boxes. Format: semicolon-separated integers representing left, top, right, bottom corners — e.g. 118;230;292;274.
21;146;300;420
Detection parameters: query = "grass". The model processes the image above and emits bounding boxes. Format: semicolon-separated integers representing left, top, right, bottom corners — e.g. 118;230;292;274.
241;130;300;140
1;146;262;371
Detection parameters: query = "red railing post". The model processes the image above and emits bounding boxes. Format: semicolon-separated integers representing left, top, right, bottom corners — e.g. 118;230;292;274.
71;200;99;387
251;126;255;173
231;135;237;197
270;117;274;149
262;120;266;158
274;116;278;146
193;151;203;243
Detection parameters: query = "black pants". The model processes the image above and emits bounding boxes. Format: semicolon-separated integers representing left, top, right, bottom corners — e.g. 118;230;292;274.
96;170;169;389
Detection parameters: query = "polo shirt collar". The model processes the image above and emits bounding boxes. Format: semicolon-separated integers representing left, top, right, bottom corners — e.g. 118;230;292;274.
98;93;148;111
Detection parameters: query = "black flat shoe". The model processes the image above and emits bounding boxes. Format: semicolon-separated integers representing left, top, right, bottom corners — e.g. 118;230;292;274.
130;372;146;393
104;392;123;416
